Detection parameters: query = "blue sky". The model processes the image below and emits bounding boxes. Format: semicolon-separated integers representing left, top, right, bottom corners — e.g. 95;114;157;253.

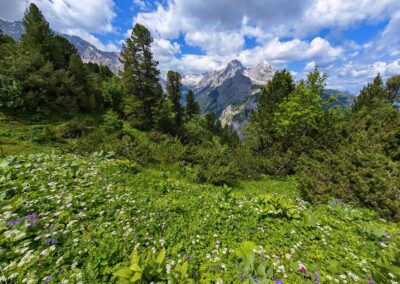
1;0;400;93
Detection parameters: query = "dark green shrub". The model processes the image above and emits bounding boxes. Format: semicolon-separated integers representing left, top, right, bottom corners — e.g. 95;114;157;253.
59;117;96;138
101;111;123;133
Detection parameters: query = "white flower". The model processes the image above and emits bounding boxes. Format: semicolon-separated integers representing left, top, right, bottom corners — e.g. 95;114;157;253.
166;264;171;274
388;273;395;279
285;254;291;259
206;254;211;259
151;247;156;254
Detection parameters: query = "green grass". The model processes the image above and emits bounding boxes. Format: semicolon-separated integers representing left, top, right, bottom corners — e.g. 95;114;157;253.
0;152;399;283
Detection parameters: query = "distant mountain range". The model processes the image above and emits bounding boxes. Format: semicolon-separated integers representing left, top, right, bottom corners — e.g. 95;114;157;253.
0;19;122;73
183;60;355;135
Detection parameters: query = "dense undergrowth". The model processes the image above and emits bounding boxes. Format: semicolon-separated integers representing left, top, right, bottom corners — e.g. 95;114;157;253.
1;152;399;283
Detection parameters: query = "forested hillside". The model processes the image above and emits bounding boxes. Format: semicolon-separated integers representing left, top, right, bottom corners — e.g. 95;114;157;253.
0;4;399;284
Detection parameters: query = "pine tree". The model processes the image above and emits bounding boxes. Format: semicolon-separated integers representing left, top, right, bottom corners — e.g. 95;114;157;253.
119;23;162;130
246;69;295;152
21;3;53;59
386;75;400;102
185;90;200;120
166;70;183;127
354;74;389;111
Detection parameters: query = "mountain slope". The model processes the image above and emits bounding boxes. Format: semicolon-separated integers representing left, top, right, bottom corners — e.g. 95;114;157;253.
190;60;274;117
0;19;121;73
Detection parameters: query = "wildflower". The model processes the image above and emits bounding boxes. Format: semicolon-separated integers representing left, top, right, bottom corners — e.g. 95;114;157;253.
388;273;396;279
166;264;171;274
312;272;320;284
8;219;20;226
151;247;156;254
239;274;244;279
299;263;307;276
44;274;53;284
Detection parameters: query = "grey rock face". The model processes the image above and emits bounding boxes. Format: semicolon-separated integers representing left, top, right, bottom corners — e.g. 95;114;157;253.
185;59;274;131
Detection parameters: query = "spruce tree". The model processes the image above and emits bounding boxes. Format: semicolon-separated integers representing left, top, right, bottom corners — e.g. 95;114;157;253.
21;3;53;59
166;70;183;127
119;23;162;130
246;69;295;152
185;90;200;120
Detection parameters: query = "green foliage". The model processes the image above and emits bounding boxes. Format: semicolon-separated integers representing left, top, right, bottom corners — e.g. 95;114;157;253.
114;249;193;283
0;75;23;108
119;23;163;130
386;74;400;102
0;152;399;283
21;3;54;59
185;90;200;120
354;74;389;111
167;70;183;128
246;69;295;153
297;102;400;220
59;116;96;138
101;76;124;112
102;111;123;133
256;194;300;219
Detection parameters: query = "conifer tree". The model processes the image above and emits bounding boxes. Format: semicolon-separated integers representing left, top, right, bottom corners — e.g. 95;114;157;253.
354;74;389;111
21;3;53;59
246;69;295;152
166;70;183;127
185;90;200;120
386;75;400;102
119;23;162;130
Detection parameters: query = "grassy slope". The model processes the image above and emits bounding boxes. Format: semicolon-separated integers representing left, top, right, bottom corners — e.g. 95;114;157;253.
0;111;399;283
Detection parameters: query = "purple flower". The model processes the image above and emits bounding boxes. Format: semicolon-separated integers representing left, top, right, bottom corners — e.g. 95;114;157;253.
45;238;57;244
23;213;39;226
312;271;320;284
8;219;20;226
44;274;53;284
59;269;64;274
276;279;283;284
239;274;244;279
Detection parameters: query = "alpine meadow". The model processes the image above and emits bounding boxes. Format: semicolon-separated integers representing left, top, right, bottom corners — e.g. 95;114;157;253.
1;1;400;284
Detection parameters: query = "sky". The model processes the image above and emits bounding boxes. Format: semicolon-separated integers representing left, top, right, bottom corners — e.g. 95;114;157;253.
1;0;400;93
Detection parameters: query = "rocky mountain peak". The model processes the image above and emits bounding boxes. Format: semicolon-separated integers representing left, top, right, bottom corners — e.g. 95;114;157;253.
226;59;244;70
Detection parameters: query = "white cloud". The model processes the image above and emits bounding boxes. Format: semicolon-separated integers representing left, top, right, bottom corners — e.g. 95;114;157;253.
300;0;400;36
304;61;317;72
133;0;149;10
0;0;28;21
185;31;244;55
237;37;343;68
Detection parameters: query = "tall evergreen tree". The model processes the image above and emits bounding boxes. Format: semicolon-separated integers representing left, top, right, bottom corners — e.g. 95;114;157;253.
166;70;183;127
119;23;162;130
246;69;295;152
21;3;53;59
185;90;200;120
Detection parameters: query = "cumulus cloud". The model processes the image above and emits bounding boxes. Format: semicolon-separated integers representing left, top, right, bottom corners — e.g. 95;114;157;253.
237;37;343;68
